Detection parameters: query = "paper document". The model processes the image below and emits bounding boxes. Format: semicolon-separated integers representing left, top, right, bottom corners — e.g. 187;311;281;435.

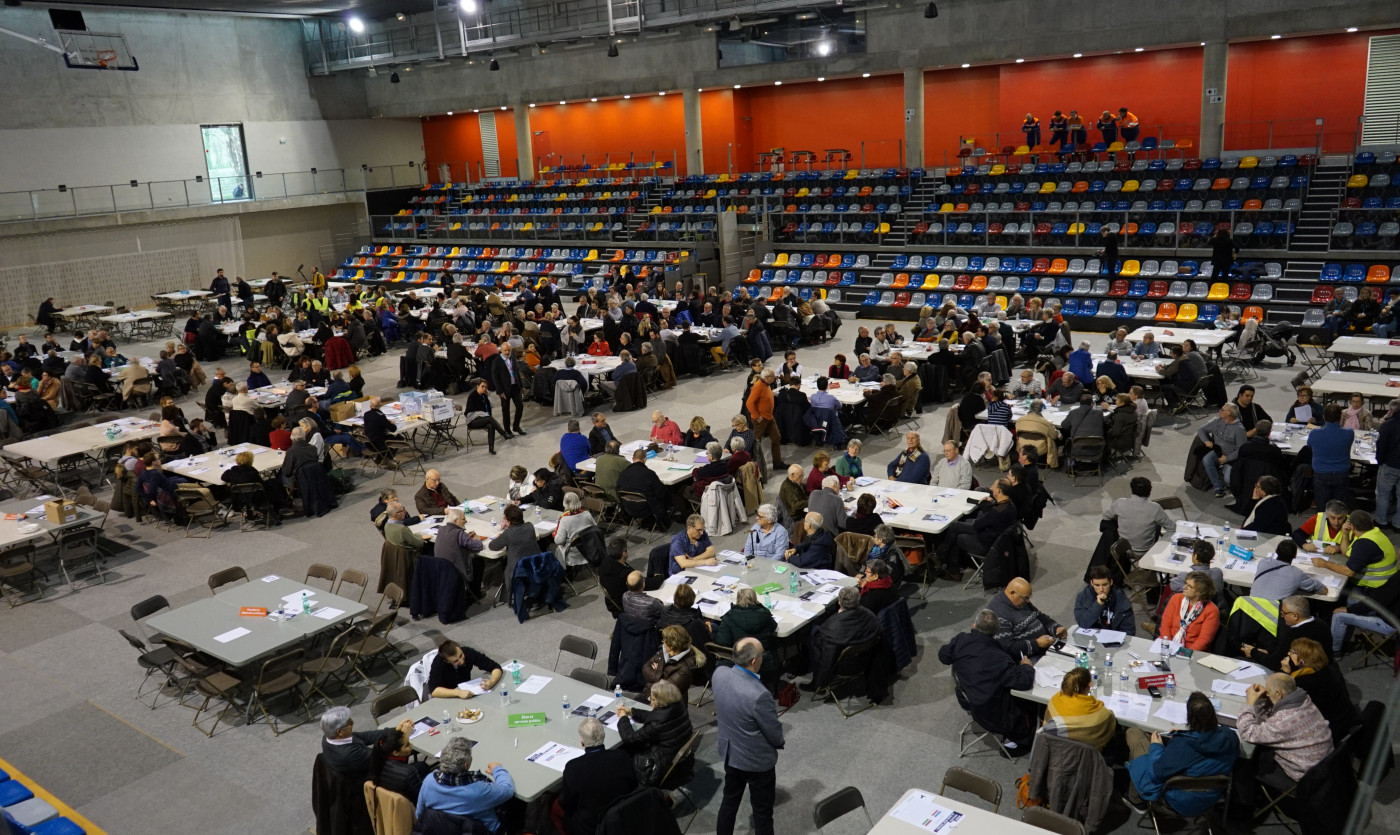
526;742;585;772
693;564;722;573
1229;661;1269;680
714;575;741;587
1147;638;1184;657
806;569;849;584
515;675;552;695
853;477;877;487
1034;664;1068;690
1106;693;1154;723
260;575;280;583
719;550;747;564
213;627;251;643
935;489;961;499
1074;627;1127;645
466;501;492;514
409;718;438;738
578;693;612;711
458;679;490;695
281;589;319;604
1211;679;1250;697
698;598;732;619
311;607;345;620
887;790;964;833
1154;700;1189;725
772;600;813;615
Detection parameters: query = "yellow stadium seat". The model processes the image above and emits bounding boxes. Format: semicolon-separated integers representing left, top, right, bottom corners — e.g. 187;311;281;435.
1176;303;1198;322
1207;283;1229;300
1119;260;1141;277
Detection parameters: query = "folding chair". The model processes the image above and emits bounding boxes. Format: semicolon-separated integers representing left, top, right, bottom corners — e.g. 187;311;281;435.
55;527;105;589
659;729;705;833
208;565;249;595
940;766;1002;812
568;667;610;690
1020;806;1087;835
1172;374;1213;419
813;786;872;833
248;648;312;735
1069;437;1105;486
1145;774;1231;835
554;635;599;671
118;629;183;710
952;668;1013;759
370;684;421;723
1350;628;1394;671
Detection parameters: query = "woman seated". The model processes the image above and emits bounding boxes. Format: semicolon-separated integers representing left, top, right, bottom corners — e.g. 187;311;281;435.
1043;667;1117;751
1158;571;1221;651
714;587;780;689
1281;637;1359;740
843;493;881;536
616;680;694;787
641;624;706;703
805;449;843;493
683;416;716;449
828;354;852;380
1124;691;1238;816
368;728;432;804
865;524;907;585
1284;385;1321;427
657;584;713;670
857;558;899;613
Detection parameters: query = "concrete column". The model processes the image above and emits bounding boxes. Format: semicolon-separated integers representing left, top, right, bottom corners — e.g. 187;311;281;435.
682;87;705;176
1199;40;1228;158
903;66;925;169
513;106;535;180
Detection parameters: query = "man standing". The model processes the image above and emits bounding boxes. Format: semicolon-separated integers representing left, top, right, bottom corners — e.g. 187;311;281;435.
488;343;527;436
1307;403;1353;510
745;369;787;472
1376;398;1400;528
713;638;785;835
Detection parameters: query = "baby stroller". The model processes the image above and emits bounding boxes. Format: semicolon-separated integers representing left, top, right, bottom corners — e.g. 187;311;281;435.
1254;321;1297;367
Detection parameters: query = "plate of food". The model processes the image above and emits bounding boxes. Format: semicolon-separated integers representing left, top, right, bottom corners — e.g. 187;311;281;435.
455;708;484;725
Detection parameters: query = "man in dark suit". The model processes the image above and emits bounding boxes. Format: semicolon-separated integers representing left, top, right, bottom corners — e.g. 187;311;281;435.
487;343;526;435
320;706;411;781
1243;595;1335;670
937;609;1036;753
713;638;784;835
785;512;837;570
616;448;672;524
362;396;397;457
959;331;987;388
553;717;637;835
588;412;617;455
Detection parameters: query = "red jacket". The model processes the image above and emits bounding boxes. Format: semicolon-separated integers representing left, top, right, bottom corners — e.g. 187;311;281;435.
1158;594;1220;651
746;381;775;421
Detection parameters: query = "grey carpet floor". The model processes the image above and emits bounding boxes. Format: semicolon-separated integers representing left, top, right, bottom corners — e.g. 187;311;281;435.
2;315;1398;835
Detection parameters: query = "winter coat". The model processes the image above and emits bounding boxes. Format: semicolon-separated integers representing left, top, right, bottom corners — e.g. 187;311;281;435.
608;614;661;692
618;701;694;787
700;477;746;536
1027;729;1115;833
640;646;706;701
1126;728;1239;816
715;603;780;683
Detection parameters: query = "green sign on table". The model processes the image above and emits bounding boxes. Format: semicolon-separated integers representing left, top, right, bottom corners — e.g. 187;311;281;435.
508;712;548;728
752;582;783;595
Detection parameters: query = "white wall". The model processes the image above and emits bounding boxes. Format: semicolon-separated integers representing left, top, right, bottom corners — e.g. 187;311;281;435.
0;119;422;193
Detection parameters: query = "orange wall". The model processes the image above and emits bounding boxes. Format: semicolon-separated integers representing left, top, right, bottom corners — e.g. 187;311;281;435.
1225;34;1375;152
741;75;906;169
423;32;1383;179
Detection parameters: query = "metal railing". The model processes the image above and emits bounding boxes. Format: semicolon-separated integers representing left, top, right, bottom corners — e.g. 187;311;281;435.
370;212;715;244
0;164;429;223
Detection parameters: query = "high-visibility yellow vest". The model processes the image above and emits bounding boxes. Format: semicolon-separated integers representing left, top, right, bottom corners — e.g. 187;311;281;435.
1230;596;1280;636
309;297;330;314
1351;528;1398;588
1310;513;1343;544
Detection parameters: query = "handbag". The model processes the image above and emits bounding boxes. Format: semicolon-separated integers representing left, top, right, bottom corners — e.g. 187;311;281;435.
776;682;800;712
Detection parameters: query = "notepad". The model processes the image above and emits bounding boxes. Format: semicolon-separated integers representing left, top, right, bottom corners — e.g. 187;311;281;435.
311;607;345;620
1229;661;1269;680
1211;679;1250;697
1197;655;1240;674
459;679;490;695
214;627;251;643
1154;700;1189;725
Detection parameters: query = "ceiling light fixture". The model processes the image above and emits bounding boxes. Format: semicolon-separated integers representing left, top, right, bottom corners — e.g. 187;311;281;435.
446;110;453;115
816;76;825;82
607;43;619;57
590;97;598;102
489;57;499;70
559;100;565;105
815;39;833;56
1346;27;1358;33
1133;47;1143;52
1270;34;1281;39
861;72;870;77
538;44;548;54
658;91;666;95
623;94;630;99
396;12;406;21
529;102;536;107
924;2;937;19
1014;58;1024;63
1072;52;1082;58
348;16;365;33
461;0;477;13
500;105;507;110
472;108;480;113
734;83;741;88
774;80;781;86
960;62;970;68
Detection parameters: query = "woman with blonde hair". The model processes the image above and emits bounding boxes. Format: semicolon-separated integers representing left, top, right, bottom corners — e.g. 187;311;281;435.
640;624;706;702
1044;666;1117;751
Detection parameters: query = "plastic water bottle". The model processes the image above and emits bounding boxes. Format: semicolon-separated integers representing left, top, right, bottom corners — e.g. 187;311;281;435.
763;591;773;609
1103;653;1113;689
1119;662;1129;696
789;571;799;595
614;683;623;701
1223;522;1231;544
1160;641;1172;669
302;592;311;615
442;709;452;729
499;686;509;709
1165;674;1177;699
561;694;571;720
511;661;522;687
1076;652;1088;670
1091;667;1099;694
535;505;542;522
1087;634;1098;661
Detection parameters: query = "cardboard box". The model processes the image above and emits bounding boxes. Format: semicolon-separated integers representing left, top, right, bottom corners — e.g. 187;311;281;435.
45;499;78;525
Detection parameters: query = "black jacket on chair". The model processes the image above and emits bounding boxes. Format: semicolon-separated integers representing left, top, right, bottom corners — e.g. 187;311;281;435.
409;554;467;624
311;753;375;835
608;613;660;692
559;747;638;835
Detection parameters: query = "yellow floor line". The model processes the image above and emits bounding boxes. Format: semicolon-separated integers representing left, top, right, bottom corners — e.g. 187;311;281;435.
0;754;109;835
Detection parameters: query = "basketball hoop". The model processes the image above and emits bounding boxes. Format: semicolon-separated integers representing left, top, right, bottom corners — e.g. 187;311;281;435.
95;49;118;68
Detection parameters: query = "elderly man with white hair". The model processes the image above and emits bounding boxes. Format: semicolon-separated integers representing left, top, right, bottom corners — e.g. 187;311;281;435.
806;474;847;534
784;511;836;570
1198;402;1247;498
1106;328;1133;355
553;717;637;835
416;737;515;832
320;705;412;780
744;503;789;560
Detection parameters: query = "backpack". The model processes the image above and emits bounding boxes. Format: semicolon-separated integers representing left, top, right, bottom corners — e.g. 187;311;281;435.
1015;774;1045;809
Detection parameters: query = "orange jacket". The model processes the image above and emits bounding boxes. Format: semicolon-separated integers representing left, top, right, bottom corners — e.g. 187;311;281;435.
1158;593;1220;651
746;381;775;421
587;341;611;356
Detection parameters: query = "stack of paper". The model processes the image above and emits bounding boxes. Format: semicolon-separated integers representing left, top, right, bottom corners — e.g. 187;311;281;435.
1105;692;1153;723
1154;700;1189;725
516;675;552;694
887;790;964;833
1210;679;1250;697
1034;664;1068;689
1229;661;1269;680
